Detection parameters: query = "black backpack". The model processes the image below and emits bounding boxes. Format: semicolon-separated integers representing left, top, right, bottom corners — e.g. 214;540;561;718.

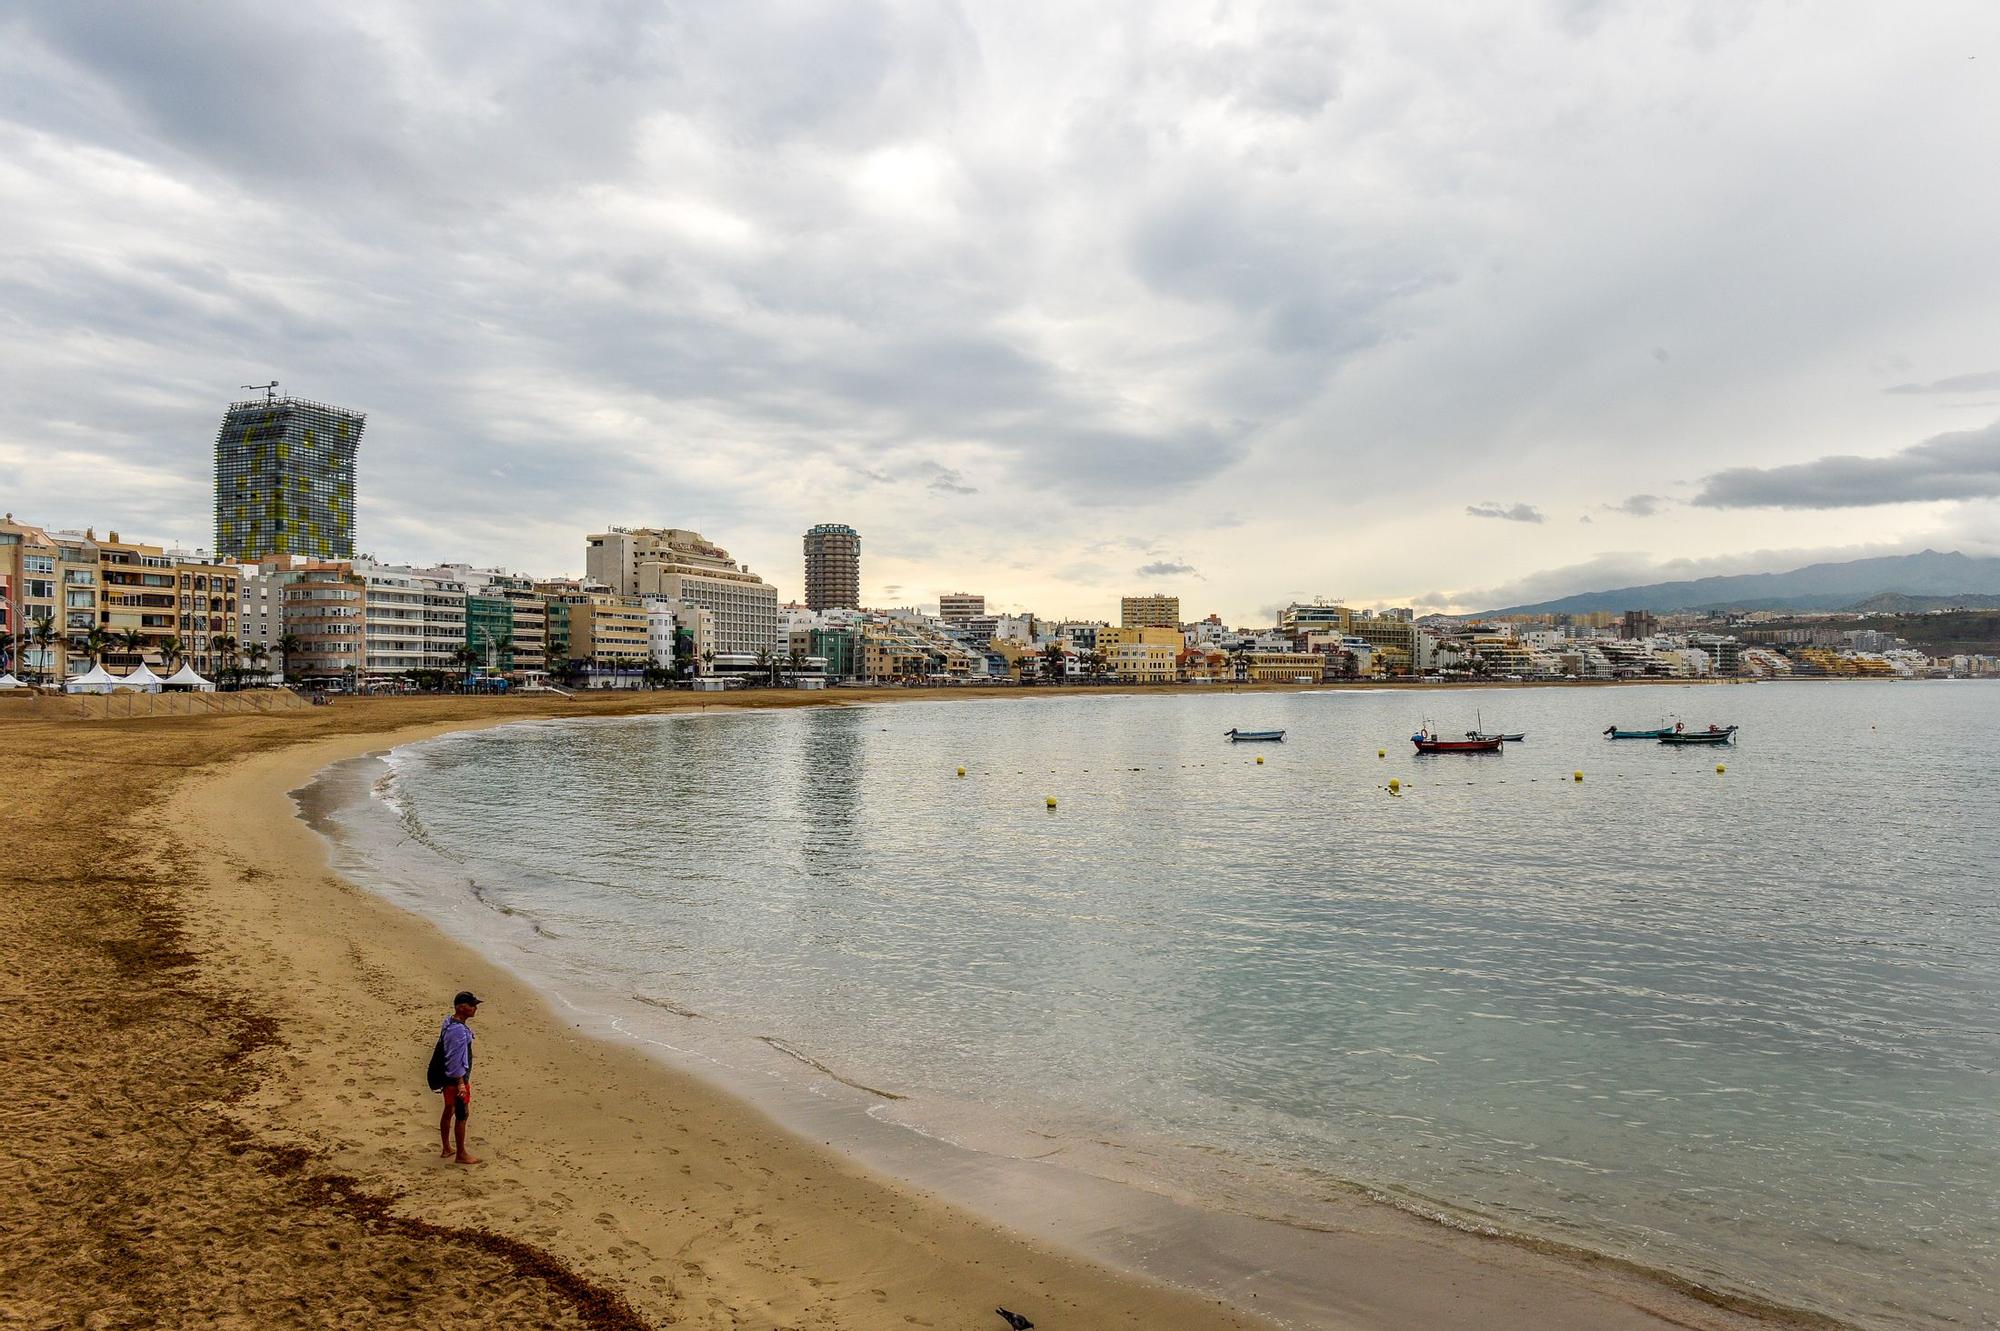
426;1031;447;1091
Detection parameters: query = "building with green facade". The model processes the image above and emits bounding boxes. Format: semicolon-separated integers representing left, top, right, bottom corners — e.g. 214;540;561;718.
466;595;515;672
808;627;858;680
213;392;364;562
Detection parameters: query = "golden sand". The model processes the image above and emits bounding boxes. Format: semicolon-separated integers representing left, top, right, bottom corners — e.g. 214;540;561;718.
0;689;1801;1329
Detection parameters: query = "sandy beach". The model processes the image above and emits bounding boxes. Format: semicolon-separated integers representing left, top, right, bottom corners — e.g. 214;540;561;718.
0;688;1826;1330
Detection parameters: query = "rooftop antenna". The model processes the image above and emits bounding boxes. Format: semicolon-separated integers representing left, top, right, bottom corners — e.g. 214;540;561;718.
241;380;280;403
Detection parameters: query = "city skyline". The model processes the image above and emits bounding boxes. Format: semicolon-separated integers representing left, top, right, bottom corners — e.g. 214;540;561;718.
3;3;1999;623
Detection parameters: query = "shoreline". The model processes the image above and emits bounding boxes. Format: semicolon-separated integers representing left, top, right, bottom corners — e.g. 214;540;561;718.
5;691;1840;1328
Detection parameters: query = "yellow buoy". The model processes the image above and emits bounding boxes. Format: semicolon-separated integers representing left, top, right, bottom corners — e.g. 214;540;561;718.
1255;755;1264;764
1573;770;1584;782
957;766;966;777
1716;763;1726;774
1388;777;1401;792
1377;749;1386;758
1046;796;1057;809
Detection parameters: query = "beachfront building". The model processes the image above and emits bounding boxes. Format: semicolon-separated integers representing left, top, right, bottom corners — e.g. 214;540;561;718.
213;391;365;563
1245;651;1327;684
427;566;548;676
563;598;649;670
355;563;465;677
803;523;861;611
1096;625;1180;683
282;561;365;680
1279;601;1350;636
586;527;778;656
1121;594;1181;629
1341;612;1419;676
0;515;65;679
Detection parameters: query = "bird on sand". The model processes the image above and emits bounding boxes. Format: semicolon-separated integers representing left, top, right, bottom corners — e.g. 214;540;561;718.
996;1309;1035;1330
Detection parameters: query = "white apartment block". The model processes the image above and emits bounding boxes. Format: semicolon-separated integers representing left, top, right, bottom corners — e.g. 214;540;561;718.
586;527;778;655
356;563;466;675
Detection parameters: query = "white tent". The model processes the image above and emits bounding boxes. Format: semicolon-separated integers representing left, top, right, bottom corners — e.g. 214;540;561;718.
113;662;166;692
65;663;119;694
0;673;24;689
163;663;216;692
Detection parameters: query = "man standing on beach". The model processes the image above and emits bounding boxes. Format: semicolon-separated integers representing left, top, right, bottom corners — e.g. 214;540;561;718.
438;992;479;1165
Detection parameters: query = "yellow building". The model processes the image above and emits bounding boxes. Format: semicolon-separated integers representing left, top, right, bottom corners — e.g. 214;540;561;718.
564;598;649;667
1343;616;1419;674
1;522;240;676
1095;624;1180;682
1120;594;1181;629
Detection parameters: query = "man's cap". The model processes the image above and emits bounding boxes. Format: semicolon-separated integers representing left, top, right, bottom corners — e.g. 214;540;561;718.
454;991;481;1007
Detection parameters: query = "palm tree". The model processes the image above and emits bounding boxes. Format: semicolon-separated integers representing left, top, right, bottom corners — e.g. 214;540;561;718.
1039;642;1067;684
117;628;148;668
31;615;59;683
83;626;111;669
1228;645;1252;684
211;634;240;689
787;646;807;685
244;642;271;683
1085;649;1109;682
275;632;303;682
699;649;714;678
491;634;514;673
161;636;187;671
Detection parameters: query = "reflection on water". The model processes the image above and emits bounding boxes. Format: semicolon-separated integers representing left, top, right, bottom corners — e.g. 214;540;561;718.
375;683;1998;1330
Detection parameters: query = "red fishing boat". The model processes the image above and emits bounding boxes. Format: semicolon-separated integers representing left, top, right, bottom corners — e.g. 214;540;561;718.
1411;728;1503;753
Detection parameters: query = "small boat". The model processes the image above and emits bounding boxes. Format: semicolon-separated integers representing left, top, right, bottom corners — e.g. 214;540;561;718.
1225;728;1286;742
1413;729;1503;753
1604;724;1677;739
1467;731;1527;742
1660;725;1737;746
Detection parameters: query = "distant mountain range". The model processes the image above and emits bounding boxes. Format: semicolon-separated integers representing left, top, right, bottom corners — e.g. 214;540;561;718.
1477;550;2000;617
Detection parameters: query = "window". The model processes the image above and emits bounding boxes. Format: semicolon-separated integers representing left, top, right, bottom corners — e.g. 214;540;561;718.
25;554;54;574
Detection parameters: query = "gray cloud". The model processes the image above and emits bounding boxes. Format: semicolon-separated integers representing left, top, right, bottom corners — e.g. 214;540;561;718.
1885;370;2000;395
1136;560;1197;577
1609;493;1669;516
1692;421;2000;509
1466;502;1546;523
911;462;978;495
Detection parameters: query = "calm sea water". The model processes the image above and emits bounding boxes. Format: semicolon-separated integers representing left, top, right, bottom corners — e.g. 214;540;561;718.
353;682;1996;1328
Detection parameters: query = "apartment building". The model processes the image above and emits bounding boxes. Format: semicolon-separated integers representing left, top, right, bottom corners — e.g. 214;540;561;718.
213;392;364;562
283;561;366;678
1120;594;1181;629
0;515;64;677
585;527;778;655
938;591;985;623
355;564;465;676
1244;651;1327;683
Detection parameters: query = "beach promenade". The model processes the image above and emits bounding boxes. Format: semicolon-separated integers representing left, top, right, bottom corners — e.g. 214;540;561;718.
0;689;1809;1330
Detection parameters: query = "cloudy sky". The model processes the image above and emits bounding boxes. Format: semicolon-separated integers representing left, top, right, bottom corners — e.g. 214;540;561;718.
3;1;1998;619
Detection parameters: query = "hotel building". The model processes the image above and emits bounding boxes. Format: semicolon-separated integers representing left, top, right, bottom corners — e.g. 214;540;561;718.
213;392;365;563
585;527;778;655
803;523;861;611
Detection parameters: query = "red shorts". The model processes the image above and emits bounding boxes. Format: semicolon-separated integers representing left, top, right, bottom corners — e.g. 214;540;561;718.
442;1079;470;1118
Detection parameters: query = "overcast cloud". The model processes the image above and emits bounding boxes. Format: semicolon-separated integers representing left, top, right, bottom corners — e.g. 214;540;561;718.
3;1;1999;618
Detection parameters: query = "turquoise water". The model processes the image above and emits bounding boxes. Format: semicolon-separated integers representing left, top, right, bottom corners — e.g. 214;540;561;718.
367;682;1997;1328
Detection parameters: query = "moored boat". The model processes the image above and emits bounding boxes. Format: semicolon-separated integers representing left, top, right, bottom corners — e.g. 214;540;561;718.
1413;729;1503;753
1604;724;1677;739
1660;725;1737;746
1225;728;1286;742
1467;731;1527;742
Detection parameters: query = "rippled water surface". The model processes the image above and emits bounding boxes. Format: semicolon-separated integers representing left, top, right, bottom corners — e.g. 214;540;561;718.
367;683;1997;1328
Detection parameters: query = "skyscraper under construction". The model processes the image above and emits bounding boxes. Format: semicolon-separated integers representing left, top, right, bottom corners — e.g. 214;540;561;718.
213;388;365;562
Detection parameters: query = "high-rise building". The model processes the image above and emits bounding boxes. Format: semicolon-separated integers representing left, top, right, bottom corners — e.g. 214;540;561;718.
585;527;778;654
803;523;861;611
213;391;365;563
1121;594;1181;629
938;591;985;623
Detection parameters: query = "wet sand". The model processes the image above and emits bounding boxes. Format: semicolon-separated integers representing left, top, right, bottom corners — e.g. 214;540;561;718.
0;689;1823;1329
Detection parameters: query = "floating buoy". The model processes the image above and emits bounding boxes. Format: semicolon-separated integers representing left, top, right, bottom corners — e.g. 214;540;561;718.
1715;763;1726;774
1377;749;1386;758
1573;770;1584;782
1255;755;1264;764
1388;777;1401;793
1046;796;1057;809
957;766;966;777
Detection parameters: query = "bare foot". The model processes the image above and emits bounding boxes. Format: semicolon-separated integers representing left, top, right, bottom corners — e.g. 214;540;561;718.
441;1146;455;1159
455;1153;481;1165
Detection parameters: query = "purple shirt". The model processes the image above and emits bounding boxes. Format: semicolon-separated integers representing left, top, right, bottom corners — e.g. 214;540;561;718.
440;1017;474;1079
